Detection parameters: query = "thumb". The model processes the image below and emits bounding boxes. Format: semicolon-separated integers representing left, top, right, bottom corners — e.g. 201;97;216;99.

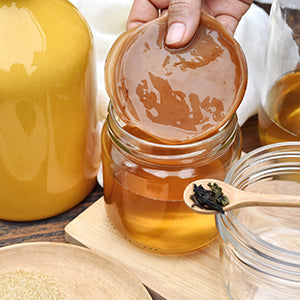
165;0;201;48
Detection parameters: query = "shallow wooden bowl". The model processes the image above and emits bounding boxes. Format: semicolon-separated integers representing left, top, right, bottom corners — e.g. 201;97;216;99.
0;242;151;299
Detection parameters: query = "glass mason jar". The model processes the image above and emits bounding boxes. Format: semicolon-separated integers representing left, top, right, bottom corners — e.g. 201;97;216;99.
0;0;100;221
216;142;300;299
258;0;300;144
101;102;242;254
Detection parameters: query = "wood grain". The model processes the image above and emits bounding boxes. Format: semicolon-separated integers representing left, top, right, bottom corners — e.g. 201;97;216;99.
0;184;103;247
0;242;152;299
65;198;228;300
240;115;261;152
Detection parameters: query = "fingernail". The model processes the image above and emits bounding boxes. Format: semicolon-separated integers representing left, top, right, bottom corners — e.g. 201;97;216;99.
166;22;186;45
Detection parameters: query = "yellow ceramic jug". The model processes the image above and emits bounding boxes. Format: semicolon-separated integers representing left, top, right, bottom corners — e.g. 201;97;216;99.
0;0;100;221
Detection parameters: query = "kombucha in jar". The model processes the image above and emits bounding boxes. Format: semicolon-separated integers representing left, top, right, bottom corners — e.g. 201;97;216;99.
0;0;100;221
102;12;246;254
101;104;242;254
259;0;300;145
258;72;300;145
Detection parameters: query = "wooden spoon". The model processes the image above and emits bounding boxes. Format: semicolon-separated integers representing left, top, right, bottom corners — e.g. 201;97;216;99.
183;179;300;214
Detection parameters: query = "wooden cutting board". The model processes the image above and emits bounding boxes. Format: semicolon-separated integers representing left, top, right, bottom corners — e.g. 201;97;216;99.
65;197;228;300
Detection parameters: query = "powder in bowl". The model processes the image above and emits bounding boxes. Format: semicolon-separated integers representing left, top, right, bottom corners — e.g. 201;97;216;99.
0;270;66;299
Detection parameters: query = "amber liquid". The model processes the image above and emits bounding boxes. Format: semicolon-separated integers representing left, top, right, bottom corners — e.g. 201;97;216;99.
102;123;240;254
0;1;99;221
258;72;300;145
104;13;244;253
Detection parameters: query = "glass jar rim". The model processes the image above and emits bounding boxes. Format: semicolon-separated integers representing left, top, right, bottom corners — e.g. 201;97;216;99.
106;101;241;164
107;101;238;150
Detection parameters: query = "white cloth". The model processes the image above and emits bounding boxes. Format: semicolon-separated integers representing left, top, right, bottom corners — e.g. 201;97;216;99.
68;0;270;185
234;4;269;125
69;0;133;121
255;0;273;3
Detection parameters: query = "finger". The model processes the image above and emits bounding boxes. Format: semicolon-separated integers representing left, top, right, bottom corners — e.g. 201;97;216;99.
165;0;201;48
127;0;170;30
202;0;252;35
215;15;238;35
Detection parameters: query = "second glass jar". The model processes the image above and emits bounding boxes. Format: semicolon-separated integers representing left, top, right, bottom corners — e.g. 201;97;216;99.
216;142;300;299
101;102;242;254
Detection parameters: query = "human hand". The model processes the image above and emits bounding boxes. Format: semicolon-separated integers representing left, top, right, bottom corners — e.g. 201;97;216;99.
127;0;253;48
